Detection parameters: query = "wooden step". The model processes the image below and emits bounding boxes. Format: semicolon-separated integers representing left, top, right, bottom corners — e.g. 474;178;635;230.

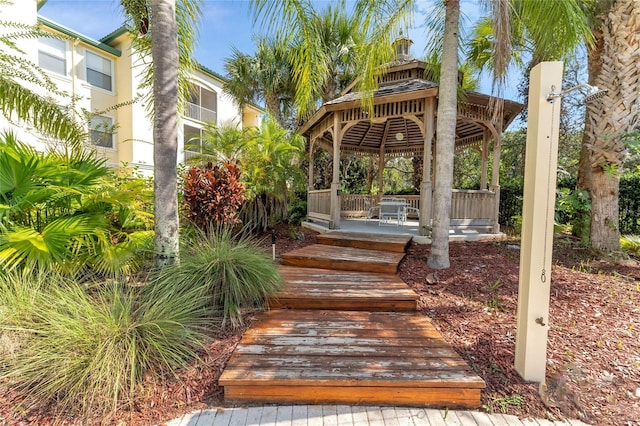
271;266;418;311
316;232;412;253
220;310;485;408
281;244;405;274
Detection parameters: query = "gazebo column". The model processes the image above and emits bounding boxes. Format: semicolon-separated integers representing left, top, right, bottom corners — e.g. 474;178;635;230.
377;152;385;200
488;122;502;233
307;138;315;191
480;129;490;190
330;115;342;229
420;97;435;234
377;121;391;201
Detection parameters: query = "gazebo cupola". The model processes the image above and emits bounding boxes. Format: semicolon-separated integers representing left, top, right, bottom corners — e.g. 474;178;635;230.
392;31;413;62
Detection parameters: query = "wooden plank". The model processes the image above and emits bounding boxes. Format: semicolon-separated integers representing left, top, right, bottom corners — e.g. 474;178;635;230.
269;299;417;311
235;335;449;347
275;267;418;310
219;367;484;388
224;355;470;370
279;266;409;286
231;344;461;358
223;385;482;408
248;310;434;329
241;325;445;339
281;245;404;273
316;232;411;253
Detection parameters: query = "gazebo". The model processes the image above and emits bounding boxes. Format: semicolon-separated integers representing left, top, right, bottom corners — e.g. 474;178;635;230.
299;38;523;235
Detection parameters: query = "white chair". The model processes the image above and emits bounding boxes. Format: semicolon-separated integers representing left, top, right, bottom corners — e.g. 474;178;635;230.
404;206;420;221
363;198;378;222
379;200;403;226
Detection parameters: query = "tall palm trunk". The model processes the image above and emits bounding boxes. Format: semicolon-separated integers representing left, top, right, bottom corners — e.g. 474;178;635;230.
578;0;638;251
428;0;459;269
152;0;180;267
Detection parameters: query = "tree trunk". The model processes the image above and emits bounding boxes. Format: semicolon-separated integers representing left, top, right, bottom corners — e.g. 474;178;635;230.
427;0;459;270
580;0;638;251
575;19;604;243
152;0;180;267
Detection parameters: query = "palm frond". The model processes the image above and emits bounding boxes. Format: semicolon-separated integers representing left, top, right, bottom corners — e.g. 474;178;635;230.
0;78;85;147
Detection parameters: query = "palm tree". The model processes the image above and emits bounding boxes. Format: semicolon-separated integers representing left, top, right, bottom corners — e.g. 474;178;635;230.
120;0;202;267
427;0;459;269
223;37;295;128
575;0;639;251
149;0;180;267
469;1;632;252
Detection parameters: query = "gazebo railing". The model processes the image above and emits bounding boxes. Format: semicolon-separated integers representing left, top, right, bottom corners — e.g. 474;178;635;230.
339;190;496;222
307;189;332;223
450;190;495;220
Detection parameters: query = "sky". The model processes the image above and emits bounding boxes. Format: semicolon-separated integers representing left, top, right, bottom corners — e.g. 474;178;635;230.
37;0;520;102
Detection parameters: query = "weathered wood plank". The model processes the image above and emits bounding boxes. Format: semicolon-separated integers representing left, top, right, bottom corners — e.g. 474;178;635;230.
271;268;418;310
231;344;458;357
248;310;434;328
223;385;482;408
316;232;411;253
220;367;484;388
241;325;445;339
235;334;449;347
269;299;417;311
224;355;470;370
281;245;405;273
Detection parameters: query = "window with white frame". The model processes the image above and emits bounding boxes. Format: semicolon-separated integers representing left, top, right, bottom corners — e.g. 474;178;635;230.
183;124;203;160
85;51;113;91
186;86;217;123
89;116;114;148
38;37;67;76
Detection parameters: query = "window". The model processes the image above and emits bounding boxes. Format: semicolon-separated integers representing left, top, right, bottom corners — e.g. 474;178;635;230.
90;116;114;148
38;37;66;76
85;51;112;91
186;86;217;123
183;124;203;160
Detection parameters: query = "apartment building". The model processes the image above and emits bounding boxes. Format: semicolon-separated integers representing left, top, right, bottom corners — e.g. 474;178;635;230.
2;0;262;174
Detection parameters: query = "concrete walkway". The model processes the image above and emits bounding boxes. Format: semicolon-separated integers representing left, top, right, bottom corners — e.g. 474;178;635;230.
165;405;591;426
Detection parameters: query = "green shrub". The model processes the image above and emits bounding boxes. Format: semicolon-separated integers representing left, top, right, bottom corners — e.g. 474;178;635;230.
620;235;640;257
0;268;210;420
155;226;283;327
287;199;307;225
0;133;154;277
182;161;247;230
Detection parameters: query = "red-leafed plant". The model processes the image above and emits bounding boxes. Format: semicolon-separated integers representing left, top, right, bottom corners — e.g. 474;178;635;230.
182;161;247;229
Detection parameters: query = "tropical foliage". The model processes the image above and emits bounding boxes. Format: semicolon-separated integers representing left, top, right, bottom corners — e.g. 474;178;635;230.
224;38;295;128
187;117;306;232
182;161;246;229
0;132;153;276
153;226;283;327
0;266;211;419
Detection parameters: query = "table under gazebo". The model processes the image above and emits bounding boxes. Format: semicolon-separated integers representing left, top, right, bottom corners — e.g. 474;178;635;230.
299;43;523;235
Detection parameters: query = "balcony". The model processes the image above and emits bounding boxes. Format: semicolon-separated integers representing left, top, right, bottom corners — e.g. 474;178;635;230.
186;102;217;123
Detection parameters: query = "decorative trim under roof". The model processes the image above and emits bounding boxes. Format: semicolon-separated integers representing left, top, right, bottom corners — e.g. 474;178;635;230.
38;16;121;57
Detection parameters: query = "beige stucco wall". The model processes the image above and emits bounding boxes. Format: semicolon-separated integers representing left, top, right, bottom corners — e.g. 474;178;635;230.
2;1;264;176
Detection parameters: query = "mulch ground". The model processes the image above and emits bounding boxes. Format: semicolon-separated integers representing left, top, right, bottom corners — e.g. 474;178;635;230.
1;225;638;425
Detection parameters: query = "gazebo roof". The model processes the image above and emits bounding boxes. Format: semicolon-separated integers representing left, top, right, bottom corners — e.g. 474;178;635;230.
300;60;524;158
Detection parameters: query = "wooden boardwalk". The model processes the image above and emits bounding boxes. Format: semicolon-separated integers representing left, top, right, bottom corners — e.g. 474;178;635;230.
272;266;417;311
220;232;485;408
